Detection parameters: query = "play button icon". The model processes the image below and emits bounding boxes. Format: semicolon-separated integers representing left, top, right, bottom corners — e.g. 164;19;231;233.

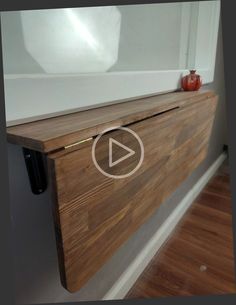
92;126;144;179
109;138;135;168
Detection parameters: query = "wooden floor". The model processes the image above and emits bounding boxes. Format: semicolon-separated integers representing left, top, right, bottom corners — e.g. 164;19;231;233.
126;163;236;298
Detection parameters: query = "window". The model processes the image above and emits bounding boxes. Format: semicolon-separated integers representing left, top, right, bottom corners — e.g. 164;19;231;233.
1;1;221;126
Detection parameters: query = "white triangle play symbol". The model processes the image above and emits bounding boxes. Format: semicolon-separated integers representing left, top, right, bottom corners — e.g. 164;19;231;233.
109;138;135;168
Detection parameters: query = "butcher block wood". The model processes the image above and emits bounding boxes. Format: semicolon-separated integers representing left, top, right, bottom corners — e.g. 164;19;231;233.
7;90;215;153
6;90;218;292
46;93;217;292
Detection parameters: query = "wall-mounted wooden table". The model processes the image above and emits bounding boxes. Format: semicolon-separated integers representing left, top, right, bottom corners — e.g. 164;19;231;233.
7;90;218;292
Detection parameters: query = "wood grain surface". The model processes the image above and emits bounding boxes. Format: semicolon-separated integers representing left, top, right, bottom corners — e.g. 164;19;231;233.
126;163;236;298
47;93;218;292
7;90;215;153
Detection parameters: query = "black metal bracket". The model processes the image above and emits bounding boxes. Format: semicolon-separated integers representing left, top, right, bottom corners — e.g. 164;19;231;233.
22;148;47;195
223;144;228;153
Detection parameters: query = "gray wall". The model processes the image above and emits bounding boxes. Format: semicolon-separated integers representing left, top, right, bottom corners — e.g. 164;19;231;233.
7;20;227;304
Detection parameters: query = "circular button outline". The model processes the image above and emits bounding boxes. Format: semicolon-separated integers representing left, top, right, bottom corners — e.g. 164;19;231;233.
91;126;144;179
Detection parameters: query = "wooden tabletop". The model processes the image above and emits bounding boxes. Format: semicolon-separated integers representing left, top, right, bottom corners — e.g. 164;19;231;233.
7;90;215;153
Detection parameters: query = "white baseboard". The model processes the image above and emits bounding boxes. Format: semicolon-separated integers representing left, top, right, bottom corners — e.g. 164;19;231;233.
102;152;227;300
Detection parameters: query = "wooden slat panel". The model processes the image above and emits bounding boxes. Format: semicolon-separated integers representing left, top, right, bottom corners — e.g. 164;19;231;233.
7;90;215;152
48;95;217;292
